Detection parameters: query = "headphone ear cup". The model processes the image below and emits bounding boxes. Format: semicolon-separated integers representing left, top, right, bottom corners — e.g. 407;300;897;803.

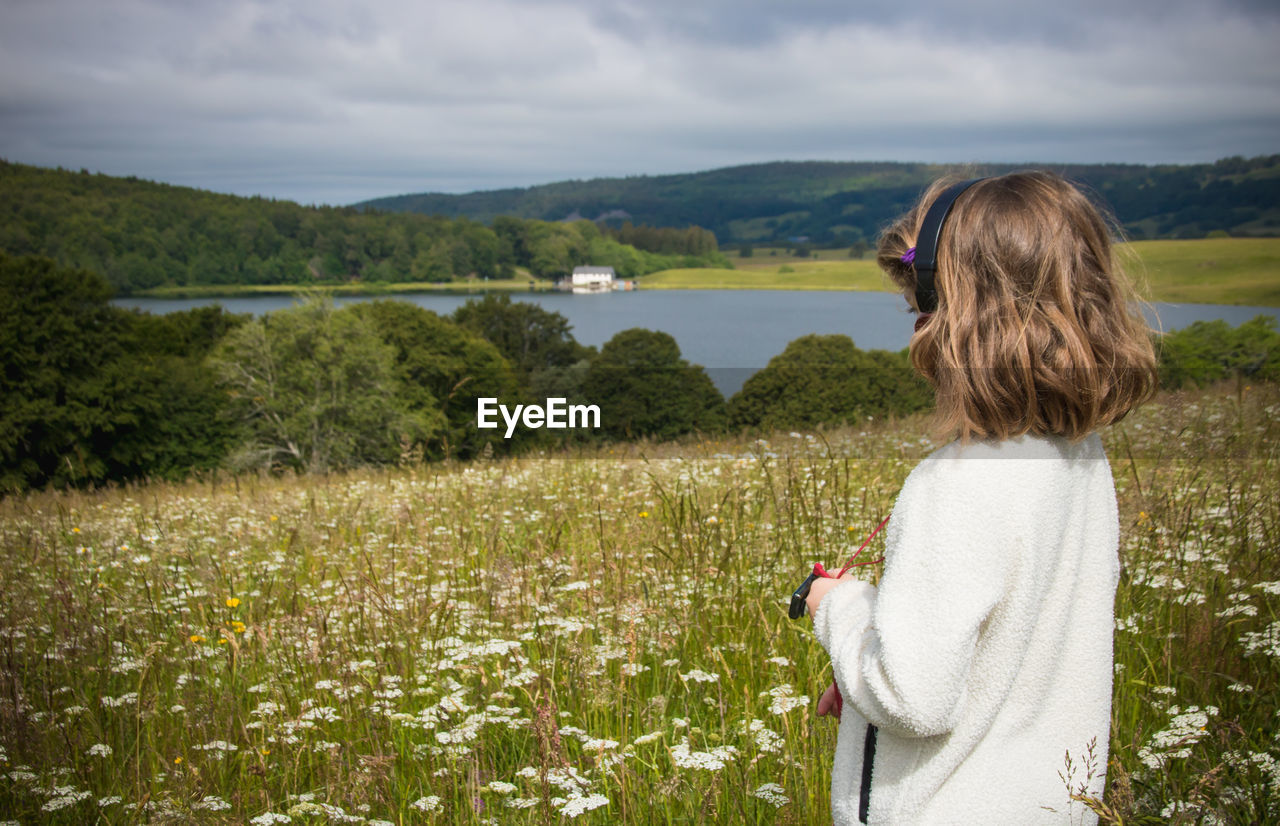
912;178;986;313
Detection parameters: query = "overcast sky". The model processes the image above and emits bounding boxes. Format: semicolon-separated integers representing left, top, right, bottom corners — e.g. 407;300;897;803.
2;0;1278;205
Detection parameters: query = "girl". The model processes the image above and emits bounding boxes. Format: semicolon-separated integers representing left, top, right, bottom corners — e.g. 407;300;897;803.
805;172;1157;824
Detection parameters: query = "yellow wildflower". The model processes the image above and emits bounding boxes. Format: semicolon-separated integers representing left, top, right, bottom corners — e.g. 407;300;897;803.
226;597;241;609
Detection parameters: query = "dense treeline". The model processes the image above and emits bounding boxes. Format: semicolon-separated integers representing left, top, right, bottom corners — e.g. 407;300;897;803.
0;254;246;490
490;217;728;280
0;162;726;294
601;223;720;256
362;155;1280;245
3;254;1277;493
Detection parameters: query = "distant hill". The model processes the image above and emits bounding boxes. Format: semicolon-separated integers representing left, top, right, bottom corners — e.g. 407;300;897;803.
358;156;1280;245
0;161;725;294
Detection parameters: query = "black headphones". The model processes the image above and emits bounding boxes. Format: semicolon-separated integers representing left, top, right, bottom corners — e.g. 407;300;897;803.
911;177;987;314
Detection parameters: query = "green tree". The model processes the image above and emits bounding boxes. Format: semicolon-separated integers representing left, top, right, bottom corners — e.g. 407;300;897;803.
210;296;431;473
452;294;593;382
0;254;123;489
582;329;726;441
411;242;453;282
1156;315;1280;389
0;254;241;491
728;334;931;431
345;300;520;460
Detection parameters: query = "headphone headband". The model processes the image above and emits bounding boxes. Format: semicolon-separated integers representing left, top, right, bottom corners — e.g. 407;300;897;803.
913;177;986;314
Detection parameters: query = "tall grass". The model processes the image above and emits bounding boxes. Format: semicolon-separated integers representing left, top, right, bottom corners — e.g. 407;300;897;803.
0;384;1276;824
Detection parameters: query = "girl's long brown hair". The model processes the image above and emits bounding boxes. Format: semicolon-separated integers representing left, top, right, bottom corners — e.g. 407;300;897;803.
877;171;1157;442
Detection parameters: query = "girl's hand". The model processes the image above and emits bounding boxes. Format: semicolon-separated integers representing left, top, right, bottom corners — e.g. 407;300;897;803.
817;681;842;718
805;570;858;617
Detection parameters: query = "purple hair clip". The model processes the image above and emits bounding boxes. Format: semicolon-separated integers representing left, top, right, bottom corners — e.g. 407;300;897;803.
900;246;916;265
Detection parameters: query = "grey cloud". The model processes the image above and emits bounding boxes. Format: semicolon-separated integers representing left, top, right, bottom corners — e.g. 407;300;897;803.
0;0;1276;204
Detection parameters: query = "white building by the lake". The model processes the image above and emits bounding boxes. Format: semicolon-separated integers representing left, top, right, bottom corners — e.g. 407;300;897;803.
570;265;615;293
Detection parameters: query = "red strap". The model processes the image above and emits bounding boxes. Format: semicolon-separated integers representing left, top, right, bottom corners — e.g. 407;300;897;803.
812;516;889;580
815;518;889;724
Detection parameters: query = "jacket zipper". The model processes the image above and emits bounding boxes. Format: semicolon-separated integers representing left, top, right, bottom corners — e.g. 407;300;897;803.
859;723;877;823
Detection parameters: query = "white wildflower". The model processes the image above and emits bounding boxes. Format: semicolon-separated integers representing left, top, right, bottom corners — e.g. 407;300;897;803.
100;692;138;708
506;797;539;809
670;739;738;771
560;793;609;818
484;781;517;794
410;796;442;812
754;782;790;808
763;685;808;715
1137;705;1217;770
41;789;92;811
1240;621;1280;659
197;740;239;753
581;738;619;752
194;796;232;811
742;719;784;753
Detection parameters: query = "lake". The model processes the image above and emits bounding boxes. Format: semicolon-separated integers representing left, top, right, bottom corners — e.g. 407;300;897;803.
114;290;1280;396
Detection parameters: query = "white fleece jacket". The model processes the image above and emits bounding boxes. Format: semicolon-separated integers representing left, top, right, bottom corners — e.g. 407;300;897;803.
814;433;1117;825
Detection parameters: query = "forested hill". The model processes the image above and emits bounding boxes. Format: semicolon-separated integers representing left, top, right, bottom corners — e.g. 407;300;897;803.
359;155;1280;246
0;161;726;294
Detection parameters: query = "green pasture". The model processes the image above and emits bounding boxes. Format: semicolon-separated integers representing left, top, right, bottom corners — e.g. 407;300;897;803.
639;260;888;292
646;238;1280;306
1122;238;1280;306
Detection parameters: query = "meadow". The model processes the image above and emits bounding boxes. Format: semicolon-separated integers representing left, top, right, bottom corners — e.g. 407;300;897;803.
1;382;1278;824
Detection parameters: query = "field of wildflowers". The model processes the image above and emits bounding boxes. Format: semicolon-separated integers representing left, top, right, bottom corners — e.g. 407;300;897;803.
0;382;1277;824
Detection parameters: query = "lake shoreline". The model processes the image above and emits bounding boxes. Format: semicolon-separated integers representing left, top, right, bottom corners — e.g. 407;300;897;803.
123;279;1280;307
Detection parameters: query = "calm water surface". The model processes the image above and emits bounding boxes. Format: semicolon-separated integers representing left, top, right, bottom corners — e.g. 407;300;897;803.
115;290;1280;395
